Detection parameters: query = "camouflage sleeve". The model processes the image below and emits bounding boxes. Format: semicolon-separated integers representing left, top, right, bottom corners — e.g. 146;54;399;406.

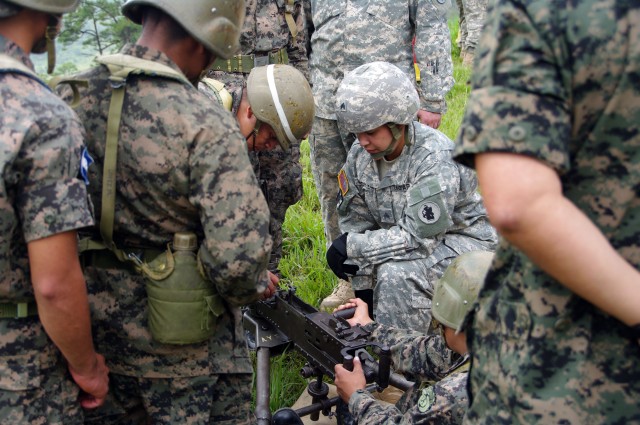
369;322;451;378
453;0;571;168
346;150;461;270
350;376;467;425
288;0;310;81
191;113;272;306
17;88;94;241
412;0;455;114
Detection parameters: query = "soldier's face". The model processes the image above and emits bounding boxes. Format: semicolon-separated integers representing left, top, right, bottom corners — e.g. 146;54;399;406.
356;125;393;155
252;123;279;151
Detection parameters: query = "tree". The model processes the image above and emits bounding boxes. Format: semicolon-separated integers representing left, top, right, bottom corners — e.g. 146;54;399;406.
59;0;140;57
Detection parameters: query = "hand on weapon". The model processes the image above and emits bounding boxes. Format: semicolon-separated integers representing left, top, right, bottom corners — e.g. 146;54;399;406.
335;356;366;402
326;233;359;279
261;271;279;300
335;298;373;327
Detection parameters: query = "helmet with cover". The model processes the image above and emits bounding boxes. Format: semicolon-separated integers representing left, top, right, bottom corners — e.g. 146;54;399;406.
0;0;78;15
432;251;494;332
121;0;245;60
335;61;419;135
247;64;314;151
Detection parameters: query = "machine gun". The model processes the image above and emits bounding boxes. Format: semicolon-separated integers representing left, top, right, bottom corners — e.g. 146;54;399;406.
243;287;414;424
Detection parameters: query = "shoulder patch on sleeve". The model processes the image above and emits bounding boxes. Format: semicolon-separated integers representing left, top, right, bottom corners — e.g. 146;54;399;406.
79;147;94;185
338;168;349;195
418;386;436;413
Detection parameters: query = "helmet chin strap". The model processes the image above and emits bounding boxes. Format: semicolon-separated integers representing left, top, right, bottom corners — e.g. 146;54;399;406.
247;120;262;151
45;16;59;74
371;123;403;160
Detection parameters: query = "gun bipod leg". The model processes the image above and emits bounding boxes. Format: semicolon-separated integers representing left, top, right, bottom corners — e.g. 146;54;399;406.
255;347;271;425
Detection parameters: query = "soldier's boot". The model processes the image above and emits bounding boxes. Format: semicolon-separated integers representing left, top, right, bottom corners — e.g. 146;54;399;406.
462;48;475;67
319;279;355;312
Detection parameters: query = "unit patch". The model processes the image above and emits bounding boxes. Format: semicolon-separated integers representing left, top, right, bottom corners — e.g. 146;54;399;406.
338;169;349;195
418;386;436;413
418;201;441;225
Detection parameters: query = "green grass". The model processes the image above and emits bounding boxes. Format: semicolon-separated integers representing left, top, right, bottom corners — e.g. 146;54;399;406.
260;18;472;411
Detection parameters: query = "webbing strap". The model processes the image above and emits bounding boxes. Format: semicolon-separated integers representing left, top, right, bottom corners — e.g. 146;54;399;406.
100;79;126;261
285;0;298;38
0;54;51;92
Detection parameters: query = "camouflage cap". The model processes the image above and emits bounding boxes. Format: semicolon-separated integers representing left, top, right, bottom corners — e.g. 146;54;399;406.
432;251;494;332
335;61;419;134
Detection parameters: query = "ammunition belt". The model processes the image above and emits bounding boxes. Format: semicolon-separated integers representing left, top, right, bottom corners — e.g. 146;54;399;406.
210;48;289;73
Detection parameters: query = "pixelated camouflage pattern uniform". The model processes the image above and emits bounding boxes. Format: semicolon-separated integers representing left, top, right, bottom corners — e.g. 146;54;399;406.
64;44;271;424
305;0;454;243
338;122;497;332
0;35;94;424
207;0;308;275
349;322;468;424
454;0;487;52
454;0;640;423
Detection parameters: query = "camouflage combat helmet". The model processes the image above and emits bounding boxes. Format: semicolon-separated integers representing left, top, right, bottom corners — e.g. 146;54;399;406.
0;0;79;15
432;251;494;332
122;0;245;60
247;64;314;151
335;61;419;135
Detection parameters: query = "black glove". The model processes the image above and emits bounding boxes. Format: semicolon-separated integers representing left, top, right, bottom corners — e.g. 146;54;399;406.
326;233;359;280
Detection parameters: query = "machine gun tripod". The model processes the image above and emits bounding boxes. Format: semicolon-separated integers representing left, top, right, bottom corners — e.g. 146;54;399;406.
243;287;414;424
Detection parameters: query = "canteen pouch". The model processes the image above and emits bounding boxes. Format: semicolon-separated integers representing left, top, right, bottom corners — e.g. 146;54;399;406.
142;246;225;345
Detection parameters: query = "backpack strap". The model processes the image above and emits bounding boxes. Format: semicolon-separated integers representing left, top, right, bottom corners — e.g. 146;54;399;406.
0;54;51;92
284;0;298;39
92;53;191;261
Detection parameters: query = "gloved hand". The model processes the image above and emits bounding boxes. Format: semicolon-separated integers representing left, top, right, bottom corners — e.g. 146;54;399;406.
326;233;359;280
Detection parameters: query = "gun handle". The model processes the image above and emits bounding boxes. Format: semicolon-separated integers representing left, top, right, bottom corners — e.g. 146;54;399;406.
343;354;354;372
377;346;391;389
333;307;356;320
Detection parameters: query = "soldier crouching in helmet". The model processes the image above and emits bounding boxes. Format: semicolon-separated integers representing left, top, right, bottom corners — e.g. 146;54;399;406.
326;61;497;337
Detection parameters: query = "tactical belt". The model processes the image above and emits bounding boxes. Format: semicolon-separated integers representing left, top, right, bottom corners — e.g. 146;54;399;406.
210;48;289;73
0;301;38;318
80;247;164;271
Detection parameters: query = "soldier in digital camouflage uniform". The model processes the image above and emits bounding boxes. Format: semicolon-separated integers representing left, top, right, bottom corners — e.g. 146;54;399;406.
454;0;487;66
334;251;494;425
0;0;109;423
453;0;640;422
327;62;496;333
206;0;308;276
304;0;455;310
59;0;273;423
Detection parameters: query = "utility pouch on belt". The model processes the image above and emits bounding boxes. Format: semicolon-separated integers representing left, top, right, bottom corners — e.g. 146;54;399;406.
140;232;225;345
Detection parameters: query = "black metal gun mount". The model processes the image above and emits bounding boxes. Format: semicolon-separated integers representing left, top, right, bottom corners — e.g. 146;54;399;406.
244;287;414;424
